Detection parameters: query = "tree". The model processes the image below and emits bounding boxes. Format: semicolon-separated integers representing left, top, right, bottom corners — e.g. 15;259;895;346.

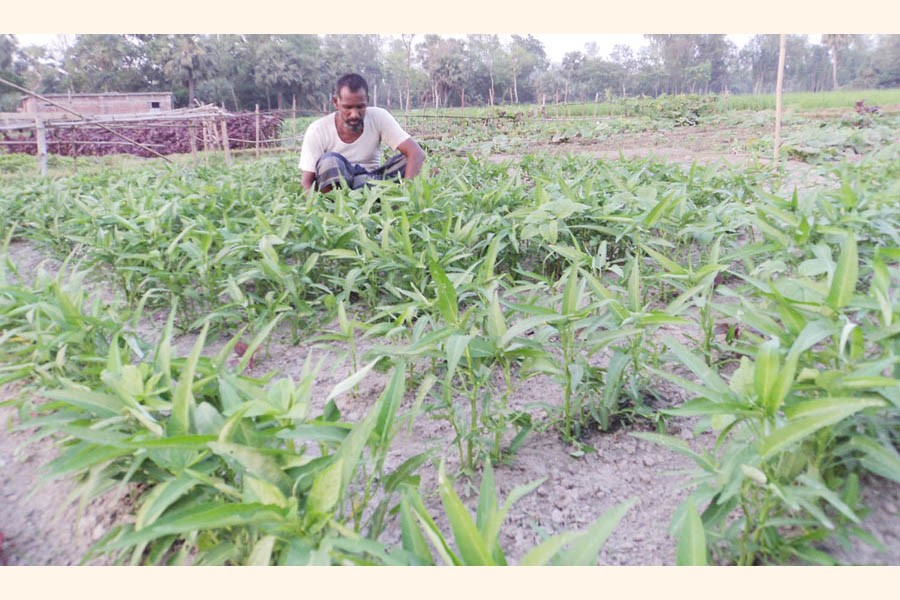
694;35;735;93
0;34;26;110
644;34;697;94
252;35;320;111
64;34;148;93
467;35;504;106
508;35;547;104
196;35;254;111
821;34;852;90
401;35;416;111
160;35;213;106
872;34;900;88
417;35;466;108
609;44;637;96
18;45;67;94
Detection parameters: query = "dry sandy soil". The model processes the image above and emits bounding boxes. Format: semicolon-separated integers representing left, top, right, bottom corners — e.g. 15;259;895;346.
1;138;898;566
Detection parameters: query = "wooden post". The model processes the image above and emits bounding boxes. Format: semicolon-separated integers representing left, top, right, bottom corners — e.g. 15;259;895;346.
774;34;787;164
35;117;48;177
220;118;232;165
292;95;297;121
255;104;260;157
71;125;77;172
188;119;198;167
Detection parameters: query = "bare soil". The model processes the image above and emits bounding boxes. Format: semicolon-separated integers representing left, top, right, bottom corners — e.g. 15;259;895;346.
1;136;898;566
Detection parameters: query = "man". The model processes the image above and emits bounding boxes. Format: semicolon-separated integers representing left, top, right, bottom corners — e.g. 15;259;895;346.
300;73;426;192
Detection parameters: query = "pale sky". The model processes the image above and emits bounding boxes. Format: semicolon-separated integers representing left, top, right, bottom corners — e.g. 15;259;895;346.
12;33;772;64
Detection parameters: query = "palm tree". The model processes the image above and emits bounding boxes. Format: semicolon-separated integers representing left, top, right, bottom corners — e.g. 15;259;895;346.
161;35;210;106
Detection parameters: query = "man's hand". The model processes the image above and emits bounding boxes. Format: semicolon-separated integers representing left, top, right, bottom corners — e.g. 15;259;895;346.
301;170;316;193
397;138;426;180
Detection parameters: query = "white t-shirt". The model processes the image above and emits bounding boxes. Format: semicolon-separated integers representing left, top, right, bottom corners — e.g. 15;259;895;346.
298;107;410;172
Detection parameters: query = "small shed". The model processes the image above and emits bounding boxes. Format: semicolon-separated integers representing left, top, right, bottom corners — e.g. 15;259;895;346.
17;92;174;116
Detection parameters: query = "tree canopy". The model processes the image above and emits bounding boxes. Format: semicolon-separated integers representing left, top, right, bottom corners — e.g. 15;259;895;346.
1;34;897;112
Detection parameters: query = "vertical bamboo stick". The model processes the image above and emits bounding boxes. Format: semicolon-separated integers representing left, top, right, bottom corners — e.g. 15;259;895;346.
255;104;260;157
34;117;48;177
774;34;787;164
188;120;198;167
220;118;232;165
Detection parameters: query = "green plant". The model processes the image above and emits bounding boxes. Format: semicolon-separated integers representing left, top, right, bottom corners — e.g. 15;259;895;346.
398;460;634;565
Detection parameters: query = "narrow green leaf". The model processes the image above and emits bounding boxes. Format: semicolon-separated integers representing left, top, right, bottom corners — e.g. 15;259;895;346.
247;535;277;565
429;258;458;326
207;441;293;492
847;436;900;484
519;532;582;566
399;490;434;564
562;266;580;316
676;498;708;565
486;291;508;340
444;334;471;381
402;485;459;565
759;397;886;459
375;362;406;444
631;432;716;472
826;232;858;310
325;359;378;402
476;460;497;533
108;503;284;549
237;314;282;374
627;256;641;313
755;339;781;413
555;498;634;565
438;465;494;565
135;476;200;531
663;337;731;398
170;321;208;436
43;388;121;417
307;458;343;514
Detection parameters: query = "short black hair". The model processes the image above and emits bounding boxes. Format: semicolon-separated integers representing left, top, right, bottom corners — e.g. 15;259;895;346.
334;73;369;99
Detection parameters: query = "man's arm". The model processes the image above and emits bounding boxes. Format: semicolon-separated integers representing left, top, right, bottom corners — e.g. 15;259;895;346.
301;170;317;193
396;137;426;180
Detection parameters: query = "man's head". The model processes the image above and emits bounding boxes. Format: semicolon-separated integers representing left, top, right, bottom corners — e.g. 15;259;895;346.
333;73;368;134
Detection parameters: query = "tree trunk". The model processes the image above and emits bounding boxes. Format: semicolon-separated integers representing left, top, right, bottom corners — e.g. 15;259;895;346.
489;71;495;107
831;47;840;90
277;91;284;111
230;85;240;111
513;70;519;104
774;34;787;163
188;71;195;106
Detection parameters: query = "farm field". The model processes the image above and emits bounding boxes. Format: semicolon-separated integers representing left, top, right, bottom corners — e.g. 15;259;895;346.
1;96;899;566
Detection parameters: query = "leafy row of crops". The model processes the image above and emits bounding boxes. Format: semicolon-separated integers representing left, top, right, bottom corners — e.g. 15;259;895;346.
1;125;899;564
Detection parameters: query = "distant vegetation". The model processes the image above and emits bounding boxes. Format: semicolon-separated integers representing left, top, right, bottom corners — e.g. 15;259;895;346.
2;34;900;113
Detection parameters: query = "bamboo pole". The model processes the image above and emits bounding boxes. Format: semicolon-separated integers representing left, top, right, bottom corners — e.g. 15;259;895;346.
774;34;787;164
188;120;198;167
34;117;48;177
220;118;232;165
255;104;260;157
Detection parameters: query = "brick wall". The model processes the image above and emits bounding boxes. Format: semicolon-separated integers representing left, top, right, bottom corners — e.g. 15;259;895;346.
18;93;174;116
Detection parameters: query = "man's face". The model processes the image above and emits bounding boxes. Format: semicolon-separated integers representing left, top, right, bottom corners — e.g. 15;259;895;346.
334;87;367;133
